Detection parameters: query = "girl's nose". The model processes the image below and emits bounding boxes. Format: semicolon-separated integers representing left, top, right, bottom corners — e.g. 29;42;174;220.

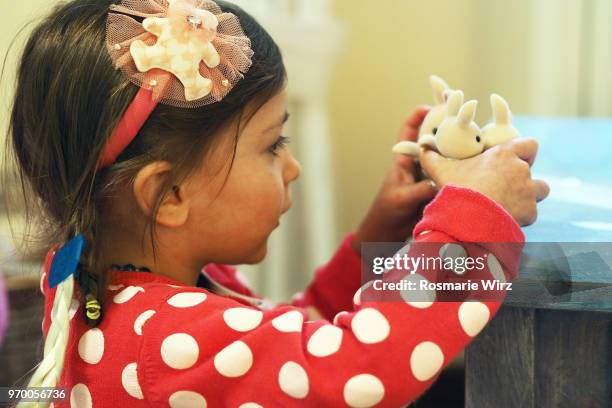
284;152;301;184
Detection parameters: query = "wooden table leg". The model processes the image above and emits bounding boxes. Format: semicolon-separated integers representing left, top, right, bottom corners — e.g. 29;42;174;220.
465;307;611;407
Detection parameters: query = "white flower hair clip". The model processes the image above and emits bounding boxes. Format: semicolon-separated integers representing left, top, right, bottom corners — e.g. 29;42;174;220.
106;0;253;107
100;0;254;168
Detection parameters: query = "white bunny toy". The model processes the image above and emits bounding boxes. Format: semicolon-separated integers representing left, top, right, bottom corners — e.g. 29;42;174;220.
418;75;452;142
481;93;521;149
431;90;484;159
393;90;485;159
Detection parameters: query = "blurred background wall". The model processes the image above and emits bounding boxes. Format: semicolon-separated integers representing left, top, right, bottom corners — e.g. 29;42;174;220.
328;0;612;240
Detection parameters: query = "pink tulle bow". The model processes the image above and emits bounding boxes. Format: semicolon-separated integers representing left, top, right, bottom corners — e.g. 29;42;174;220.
106;0;253;107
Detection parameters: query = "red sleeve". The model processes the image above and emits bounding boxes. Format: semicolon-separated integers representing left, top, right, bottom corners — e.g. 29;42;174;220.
288;233;362;321
136;185;525;407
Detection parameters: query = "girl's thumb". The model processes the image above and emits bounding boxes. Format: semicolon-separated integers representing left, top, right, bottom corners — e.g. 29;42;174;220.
419;148;446;181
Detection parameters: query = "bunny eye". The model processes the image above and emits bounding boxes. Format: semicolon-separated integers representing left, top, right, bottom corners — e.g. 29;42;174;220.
476;135;481;143
432;128;438;135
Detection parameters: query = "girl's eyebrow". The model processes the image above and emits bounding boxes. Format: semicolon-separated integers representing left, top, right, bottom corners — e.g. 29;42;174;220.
262;111;290;133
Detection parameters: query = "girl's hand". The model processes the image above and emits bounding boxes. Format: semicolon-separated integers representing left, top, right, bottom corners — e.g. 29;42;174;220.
420;138;550;226
351;106;438;254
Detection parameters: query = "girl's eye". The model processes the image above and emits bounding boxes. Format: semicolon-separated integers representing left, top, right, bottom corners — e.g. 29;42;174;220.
269;136;290;156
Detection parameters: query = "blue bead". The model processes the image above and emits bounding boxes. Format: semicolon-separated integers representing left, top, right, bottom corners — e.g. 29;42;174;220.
49;234;86;289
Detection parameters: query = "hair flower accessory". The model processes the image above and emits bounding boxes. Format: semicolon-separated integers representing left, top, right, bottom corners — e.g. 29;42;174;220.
100;0;253;168
106;0;253;107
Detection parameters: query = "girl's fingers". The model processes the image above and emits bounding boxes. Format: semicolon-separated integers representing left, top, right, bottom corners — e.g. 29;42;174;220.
534;179;550;202
508;138;539;166
399;105;431;142
394;179;437;211
408;179;438;201
405;105;431;128
394;153;416;174
419;147;447;181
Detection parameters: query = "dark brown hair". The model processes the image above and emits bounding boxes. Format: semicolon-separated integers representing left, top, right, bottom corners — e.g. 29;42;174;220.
3;0;286;327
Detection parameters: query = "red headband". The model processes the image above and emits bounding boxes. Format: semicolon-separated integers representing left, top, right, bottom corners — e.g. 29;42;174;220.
99;87;158;168
101;0;253;169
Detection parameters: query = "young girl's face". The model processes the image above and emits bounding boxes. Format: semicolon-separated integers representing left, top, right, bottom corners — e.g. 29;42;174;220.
184;89;300;265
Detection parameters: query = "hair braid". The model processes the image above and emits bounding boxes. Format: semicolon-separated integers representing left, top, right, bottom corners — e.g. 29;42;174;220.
17;275;74;408
76;201;106;328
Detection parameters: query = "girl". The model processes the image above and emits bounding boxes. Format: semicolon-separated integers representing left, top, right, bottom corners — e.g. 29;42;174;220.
6;0;548;407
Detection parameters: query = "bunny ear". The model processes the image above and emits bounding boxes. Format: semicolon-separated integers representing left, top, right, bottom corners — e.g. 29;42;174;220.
430;75;449;105
446;90;464;116
443;89;454;103
457;100;478;128
491;94;512;125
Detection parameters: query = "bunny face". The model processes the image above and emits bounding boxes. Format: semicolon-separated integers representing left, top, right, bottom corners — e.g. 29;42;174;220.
436;120;484;159
435;98;484;159
419;107;447;139
419;75;450;140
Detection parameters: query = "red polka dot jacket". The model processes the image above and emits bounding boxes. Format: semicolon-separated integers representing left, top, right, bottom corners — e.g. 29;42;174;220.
41;185;524;407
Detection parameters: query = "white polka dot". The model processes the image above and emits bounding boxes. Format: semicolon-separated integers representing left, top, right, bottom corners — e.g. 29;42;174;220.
400;274;436;309
161;333;199;369
307;325;343;357
351;308;390;344
239;403;262;408
70;383;92;408
113;286;144;304
353;289;362;306
410;341;444;381
343;374;385;408
223;308;263;332
458;301;490;337
487;254;506;283
107;284;124;291
169;390;207;408
121;363;143;399
353;280;375;306
278;361;309;399
78;328;104;364
333;311;349;325
214;340;253;377
134;310;156;335
69;298;80;320
271;310;303;333
439;243;468;275
167;292;207;308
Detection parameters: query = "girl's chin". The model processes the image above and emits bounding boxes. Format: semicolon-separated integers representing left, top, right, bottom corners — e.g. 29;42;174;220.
242;236;271;264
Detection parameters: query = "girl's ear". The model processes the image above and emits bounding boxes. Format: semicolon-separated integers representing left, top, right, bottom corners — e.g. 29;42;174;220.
133;161;190;228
